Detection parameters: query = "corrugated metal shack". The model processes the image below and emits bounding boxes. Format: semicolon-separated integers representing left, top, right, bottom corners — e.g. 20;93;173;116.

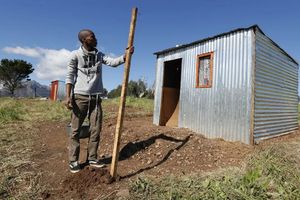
153;25;298;145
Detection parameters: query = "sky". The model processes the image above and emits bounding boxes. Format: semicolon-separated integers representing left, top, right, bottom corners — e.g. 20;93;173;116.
0;0;299;92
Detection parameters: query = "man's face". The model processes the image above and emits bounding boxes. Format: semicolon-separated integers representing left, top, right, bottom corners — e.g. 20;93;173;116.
84;31;97;48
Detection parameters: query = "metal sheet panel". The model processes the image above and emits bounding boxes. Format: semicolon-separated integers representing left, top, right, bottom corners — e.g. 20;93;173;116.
57;80;66;101
254;31;298;142
153;52;184;124
154;29;254;144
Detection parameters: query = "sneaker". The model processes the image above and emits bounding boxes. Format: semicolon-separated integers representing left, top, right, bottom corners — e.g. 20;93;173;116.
69;161;81;173
88;160;105;168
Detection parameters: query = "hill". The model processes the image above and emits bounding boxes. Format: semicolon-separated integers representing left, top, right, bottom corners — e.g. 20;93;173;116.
0;80;50;97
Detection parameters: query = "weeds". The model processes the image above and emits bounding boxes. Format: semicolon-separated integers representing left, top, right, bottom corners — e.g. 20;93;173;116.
1;98;299;199
0;119;44;199
0;97;153;123
0;98;49;199
103;96;153;114
21;99;69;121
130;144;300;200
0;97;153;199
0;98;23;123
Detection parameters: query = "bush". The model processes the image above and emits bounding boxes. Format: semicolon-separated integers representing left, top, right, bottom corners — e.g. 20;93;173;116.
107;79;154;99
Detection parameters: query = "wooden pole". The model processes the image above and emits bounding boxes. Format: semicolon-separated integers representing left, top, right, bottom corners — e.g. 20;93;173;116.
110;7;138;178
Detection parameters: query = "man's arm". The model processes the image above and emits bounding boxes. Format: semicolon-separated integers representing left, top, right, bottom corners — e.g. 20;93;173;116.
102;46;134;67
64;51;77;109
64;83;73;110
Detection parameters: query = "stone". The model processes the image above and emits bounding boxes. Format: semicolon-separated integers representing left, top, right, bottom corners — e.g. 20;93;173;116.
116;189;130;197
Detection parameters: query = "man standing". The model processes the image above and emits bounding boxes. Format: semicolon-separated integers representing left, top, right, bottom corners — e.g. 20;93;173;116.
64;29;133;173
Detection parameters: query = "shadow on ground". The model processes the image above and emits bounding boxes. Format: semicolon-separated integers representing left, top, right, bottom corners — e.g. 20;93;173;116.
100;133;191;179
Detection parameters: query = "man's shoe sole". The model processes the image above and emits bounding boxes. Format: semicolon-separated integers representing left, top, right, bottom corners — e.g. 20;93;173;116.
70;169;81;173
89;163;105;168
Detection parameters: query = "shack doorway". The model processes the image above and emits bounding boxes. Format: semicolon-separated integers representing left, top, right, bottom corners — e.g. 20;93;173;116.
159;58;182;127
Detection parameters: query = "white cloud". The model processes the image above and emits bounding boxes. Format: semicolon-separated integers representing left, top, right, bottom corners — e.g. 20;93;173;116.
3;46;41;57
2;46;72;81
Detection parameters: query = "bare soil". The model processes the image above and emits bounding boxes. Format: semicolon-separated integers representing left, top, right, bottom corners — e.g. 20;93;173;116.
31;108;300;199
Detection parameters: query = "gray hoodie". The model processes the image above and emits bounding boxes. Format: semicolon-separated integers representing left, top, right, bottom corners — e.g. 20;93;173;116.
66;46;125;95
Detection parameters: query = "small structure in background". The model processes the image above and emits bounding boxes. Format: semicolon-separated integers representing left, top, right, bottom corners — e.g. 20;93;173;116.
50;80;65;101
153;25;298;145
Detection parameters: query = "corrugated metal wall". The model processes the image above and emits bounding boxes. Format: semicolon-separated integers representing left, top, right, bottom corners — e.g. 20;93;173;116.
154;29;254;144
153;51;183;125
254;30;298;142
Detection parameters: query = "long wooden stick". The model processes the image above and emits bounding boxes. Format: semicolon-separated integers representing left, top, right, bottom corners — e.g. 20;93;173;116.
110;7;138;178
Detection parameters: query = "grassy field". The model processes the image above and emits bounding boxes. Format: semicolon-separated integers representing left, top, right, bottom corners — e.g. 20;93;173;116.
0;98;73;198
0;97;153;199
129;143;300;200
0;98;300;199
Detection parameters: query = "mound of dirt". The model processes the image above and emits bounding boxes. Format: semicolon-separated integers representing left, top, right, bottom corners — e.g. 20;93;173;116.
63;166;114;193
31;111;299;199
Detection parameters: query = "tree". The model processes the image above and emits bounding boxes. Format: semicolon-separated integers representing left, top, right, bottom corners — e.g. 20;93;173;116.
107;85;122;98
107;78;155;99
102;88;108;97
127;80;139;97
0;59;34;96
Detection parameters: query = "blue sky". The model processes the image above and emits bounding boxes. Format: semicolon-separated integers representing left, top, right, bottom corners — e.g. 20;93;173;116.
0;0;299;92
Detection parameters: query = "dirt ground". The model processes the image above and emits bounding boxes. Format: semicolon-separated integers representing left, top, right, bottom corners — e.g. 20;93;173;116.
31;110;300;199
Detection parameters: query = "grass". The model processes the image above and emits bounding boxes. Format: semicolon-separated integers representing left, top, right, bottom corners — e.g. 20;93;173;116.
0;97;153;124
0;97;153;199
0;98;23;123
0;120;44;199
103;96;153;112
1;97;299;199
0;98;70;123
0;97;78;199
129;143;300;200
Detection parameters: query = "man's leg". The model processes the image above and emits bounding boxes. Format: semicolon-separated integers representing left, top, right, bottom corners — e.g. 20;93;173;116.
87;97;103;161
69;94;88;162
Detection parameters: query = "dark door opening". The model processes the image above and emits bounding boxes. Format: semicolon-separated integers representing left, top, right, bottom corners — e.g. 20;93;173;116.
159;58;182;127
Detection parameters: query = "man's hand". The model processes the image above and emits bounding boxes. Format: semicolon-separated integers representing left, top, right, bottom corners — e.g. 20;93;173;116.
64;96;73;110
65;83;73;110
126;46;134;55
124;46;134;61
125;46;134;55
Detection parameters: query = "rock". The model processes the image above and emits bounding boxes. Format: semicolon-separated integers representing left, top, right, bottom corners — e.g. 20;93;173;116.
99;154;105;158
116;189;130;197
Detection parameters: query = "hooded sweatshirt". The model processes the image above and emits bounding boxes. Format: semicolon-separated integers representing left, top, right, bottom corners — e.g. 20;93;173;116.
66;46;125;95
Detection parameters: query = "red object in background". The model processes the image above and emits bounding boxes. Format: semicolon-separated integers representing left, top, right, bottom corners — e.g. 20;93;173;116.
50;80;59;100
49;80;65;101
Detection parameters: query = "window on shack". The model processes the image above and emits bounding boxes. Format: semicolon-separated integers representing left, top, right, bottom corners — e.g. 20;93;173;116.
196;52;214;88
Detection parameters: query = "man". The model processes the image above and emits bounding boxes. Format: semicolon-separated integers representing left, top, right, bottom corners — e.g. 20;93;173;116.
64;29;133;173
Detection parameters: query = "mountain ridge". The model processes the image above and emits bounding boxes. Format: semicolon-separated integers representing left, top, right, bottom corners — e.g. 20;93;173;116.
0;80;50;97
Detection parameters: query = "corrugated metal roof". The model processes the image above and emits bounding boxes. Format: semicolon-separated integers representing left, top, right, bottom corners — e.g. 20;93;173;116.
154;25;298;65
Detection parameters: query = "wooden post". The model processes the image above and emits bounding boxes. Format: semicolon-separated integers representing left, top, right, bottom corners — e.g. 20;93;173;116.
110;7;138;178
